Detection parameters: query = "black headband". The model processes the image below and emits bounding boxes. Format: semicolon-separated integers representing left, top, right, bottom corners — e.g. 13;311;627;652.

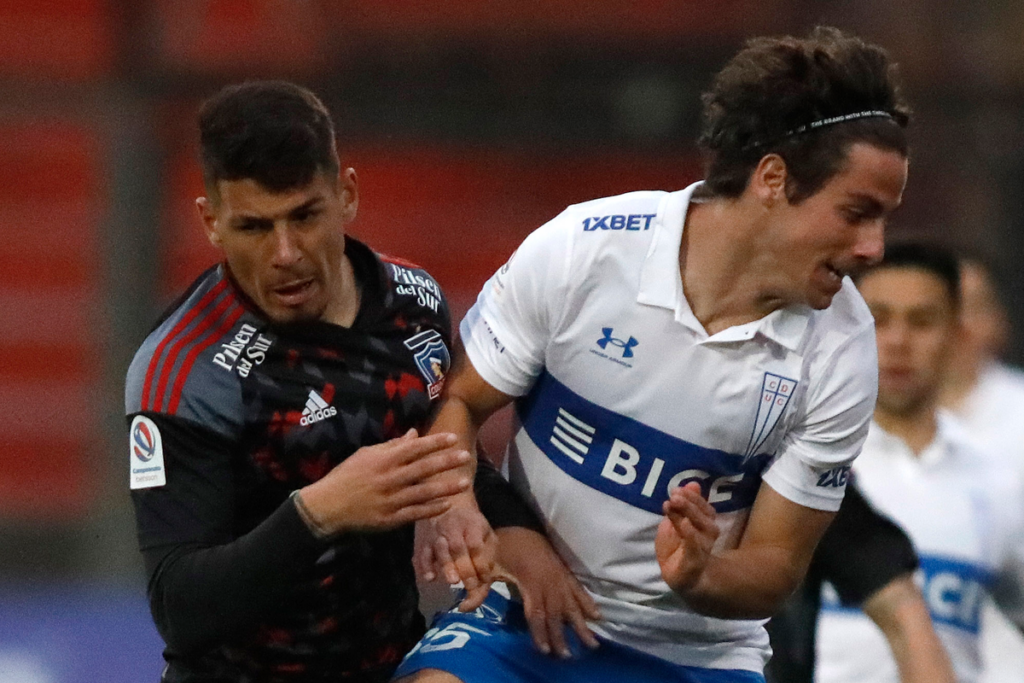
745;110;896;151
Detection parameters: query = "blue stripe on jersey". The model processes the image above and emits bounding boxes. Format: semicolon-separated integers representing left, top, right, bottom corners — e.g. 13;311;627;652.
515;370;772;514
821;554;993;634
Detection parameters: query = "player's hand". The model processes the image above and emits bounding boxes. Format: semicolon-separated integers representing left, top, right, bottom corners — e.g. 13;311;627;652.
297;429;472;535
655;482;720;595
414;503;497;612
495;527;601;659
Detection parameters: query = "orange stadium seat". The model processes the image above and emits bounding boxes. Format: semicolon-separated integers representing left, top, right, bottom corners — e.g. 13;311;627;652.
335;0;789;40
0;0;112;80
153;0;328;75
0;122;102;519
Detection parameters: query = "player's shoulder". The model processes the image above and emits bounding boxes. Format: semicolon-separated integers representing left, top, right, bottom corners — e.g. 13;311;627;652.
125;265;256;438
938;412;1022;492
374;247;449;329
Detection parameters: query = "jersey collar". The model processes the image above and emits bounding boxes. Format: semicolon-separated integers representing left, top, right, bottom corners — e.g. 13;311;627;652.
637;181;811;352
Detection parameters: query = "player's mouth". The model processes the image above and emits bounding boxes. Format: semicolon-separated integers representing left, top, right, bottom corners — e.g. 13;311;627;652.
812;262;845;296
271;278;316;307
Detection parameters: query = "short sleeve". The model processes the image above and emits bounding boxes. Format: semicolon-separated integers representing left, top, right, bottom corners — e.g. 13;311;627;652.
460;210;574;396
763;322;878;511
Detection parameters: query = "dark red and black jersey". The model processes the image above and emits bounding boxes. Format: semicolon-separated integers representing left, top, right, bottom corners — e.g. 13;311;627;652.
125;238;455;682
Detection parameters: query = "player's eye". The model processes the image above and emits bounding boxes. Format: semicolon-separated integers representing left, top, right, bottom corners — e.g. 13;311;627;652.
293;208;321;223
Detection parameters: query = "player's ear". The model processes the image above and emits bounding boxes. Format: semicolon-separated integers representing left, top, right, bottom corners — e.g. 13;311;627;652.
337;167;358;223
749;154;788;207
196;196;222;247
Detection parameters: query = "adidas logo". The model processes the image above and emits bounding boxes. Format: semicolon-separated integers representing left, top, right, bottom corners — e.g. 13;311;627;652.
300;390;338;426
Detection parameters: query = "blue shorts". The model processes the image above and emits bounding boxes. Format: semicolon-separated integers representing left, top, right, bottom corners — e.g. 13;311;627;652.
393;589;765;683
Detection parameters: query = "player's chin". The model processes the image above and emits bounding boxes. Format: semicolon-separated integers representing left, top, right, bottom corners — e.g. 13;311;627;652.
265;302;324;325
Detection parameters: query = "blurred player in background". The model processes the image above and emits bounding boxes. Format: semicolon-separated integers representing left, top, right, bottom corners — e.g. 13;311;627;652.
766;482;955;683
124;81;541;683
395;27;911;683
939;253;1024;683
815;243;1024;683
941;253;1024;473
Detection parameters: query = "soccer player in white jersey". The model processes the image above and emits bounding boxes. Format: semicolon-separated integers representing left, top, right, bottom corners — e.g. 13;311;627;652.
940;254;1024;683
395;27;911;683
815;243;1024;683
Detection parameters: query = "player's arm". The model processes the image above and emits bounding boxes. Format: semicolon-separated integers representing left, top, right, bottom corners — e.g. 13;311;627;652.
414;351;602;658
414;346;525;608
815;484;954;683
862;576;956;683
134;414;469;656
658;480;834;618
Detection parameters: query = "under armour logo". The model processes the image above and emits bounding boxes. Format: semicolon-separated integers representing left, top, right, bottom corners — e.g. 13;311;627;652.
597;327;638;358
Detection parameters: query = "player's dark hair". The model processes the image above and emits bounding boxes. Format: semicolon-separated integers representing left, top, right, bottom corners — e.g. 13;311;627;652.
858;242;961;308
199;81;339;197
697;27;911;203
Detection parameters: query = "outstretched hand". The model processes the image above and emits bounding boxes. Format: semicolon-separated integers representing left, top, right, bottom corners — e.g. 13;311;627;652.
414;504;497;612
297;429;472;536
655;482;720;595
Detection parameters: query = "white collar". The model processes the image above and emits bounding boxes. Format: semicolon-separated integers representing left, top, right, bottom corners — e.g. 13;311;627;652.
636;181;811;352
867;411;964;468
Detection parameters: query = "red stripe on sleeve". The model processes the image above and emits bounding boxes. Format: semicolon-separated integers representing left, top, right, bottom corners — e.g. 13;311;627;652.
141;279;228;411
152;290;236;413
167;302;246;415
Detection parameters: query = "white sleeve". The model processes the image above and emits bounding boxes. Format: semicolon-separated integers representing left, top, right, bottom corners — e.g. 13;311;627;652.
460;209;574;397
762;322;879;511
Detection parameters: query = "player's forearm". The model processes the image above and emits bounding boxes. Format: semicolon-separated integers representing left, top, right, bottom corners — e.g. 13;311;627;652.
863;575;956;683
145;498;326;655
676;545;807;619
425;394;485;507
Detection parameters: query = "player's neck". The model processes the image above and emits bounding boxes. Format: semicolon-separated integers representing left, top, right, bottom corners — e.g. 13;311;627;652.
874;405;939;457
938;352;982;413
321;253;362;328
681;199;786;335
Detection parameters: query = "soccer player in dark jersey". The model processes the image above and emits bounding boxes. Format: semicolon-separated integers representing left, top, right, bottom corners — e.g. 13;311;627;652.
125;81;540;683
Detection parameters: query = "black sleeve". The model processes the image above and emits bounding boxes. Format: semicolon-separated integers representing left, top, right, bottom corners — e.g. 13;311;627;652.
473;455;546;535
813;481;919;606
130;414;328;656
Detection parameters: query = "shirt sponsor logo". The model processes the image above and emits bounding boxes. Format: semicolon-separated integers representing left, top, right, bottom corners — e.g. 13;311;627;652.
300;389;338;426
744;373;798;457
518;371;771;514
391;264;442;313
211;322;273;378
405;330;451;400
816;465;851;488
590;327;638;368
581;214;656;232
129;415;166;489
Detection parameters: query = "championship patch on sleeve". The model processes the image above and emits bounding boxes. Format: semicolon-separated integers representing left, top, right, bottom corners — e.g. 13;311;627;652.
129;415;167;489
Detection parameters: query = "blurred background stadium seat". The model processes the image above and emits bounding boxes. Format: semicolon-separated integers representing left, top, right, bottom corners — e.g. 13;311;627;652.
1;1;1023;680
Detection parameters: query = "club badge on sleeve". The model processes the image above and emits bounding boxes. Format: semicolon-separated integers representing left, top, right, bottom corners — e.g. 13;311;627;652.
130;415;167;489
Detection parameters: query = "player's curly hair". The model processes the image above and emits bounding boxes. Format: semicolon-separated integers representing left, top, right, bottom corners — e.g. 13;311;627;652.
697;27;911;203
199;81;339;198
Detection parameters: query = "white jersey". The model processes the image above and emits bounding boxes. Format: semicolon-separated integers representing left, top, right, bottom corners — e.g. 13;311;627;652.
461;182;879;672
946;362;1024;683
815;416;1024;683
954;362;1024;476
